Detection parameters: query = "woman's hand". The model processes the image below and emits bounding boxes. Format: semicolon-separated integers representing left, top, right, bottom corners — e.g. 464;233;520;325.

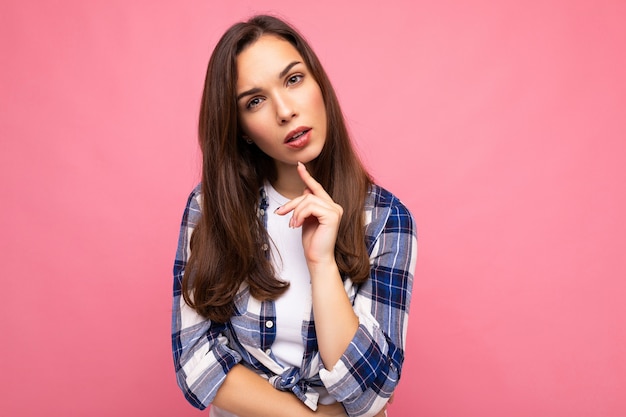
314;403;348;416
275;162;343;266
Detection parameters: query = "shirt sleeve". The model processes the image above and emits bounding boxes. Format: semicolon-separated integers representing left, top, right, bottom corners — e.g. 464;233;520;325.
171;186;243;410
319;191;417;417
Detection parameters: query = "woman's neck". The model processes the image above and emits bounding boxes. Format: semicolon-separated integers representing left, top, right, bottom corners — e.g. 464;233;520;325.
272;162;305;199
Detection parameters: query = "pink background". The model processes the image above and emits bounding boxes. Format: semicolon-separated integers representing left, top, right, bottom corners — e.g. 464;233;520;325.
1;0;624;416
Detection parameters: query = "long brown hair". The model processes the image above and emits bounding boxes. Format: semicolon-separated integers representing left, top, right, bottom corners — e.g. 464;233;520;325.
183;15;372;323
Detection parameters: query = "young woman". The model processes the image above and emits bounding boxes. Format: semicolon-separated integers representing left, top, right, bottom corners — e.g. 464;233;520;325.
172;15;417;417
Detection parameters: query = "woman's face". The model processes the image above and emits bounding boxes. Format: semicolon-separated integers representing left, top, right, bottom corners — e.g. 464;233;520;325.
236;35;327;171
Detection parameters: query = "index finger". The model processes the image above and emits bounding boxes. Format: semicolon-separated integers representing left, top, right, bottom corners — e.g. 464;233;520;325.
297;161;329;198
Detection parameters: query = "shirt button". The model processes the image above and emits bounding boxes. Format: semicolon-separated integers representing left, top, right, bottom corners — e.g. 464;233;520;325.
265;349;272;355
259;209;265;216
265;320;274;328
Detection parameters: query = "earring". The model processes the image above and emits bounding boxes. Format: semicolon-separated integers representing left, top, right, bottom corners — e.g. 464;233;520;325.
243;135;253;144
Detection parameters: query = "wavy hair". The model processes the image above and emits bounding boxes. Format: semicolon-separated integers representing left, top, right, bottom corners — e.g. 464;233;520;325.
183;15;372;322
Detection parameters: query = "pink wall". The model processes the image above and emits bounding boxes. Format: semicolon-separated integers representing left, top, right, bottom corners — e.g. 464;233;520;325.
1;0;624;416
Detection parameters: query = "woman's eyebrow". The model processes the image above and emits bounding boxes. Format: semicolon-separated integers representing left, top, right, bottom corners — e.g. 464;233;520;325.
237;87;261;102
278;61;301;78
237;61;303;102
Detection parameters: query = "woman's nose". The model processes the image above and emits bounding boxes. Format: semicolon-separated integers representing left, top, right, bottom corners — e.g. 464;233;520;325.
275;95;297;124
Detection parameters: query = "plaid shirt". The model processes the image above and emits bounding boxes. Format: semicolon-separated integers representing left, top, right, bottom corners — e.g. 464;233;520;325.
172;183;417;417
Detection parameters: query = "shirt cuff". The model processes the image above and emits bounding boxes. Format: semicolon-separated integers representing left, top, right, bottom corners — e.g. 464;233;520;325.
318;323;388;402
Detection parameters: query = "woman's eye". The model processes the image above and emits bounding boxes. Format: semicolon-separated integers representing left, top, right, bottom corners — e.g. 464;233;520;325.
286;74;303;86
247;97;264;109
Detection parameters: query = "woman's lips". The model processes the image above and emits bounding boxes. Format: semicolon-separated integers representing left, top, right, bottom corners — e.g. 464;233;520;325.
284;127;312;149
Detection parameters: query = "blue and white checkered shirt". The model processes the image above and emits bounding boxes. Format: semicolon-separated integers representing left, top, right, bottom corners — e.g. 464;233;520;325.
172;184;417;417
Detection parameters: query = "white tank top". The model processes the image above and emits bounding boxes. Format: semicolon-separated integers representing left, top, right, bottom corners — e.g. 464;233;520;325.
264;182;311;368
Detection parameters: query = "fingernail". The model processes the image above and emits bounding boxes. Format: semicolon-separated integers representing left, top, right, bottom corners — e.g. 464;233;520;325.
273;206;281;214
